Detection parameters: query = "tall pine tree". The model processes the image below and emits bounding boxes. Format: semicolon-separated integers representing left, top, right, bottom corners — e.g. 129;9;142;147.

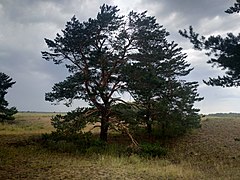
124;12;203;136
43;4;203;141
0;72;17;122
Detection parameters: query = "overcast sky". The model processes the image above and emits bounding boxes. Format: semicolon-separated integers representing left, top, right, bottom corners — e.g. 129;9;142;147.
0;0;239;114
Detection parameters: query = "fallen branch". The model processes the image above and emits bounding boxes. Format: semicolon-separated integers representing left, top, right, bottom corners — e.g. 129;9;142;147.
110;117;139;147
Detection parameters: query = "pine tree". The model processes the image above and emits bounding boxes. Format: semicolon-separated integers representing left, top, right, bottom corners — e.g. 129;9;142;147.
43;4;203;141
179;0;240;87
124;13;203;135
0;72;17;122
42;5;165;141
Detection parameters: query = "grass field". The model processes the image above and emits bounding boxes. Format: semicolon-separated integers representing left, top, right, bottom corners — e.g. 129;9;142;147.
0;113;240;179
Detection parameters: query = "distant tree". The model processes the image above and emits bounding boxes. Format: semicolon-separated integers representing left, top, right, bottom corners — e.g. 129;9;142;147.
179;1;240;87
0;72;18;122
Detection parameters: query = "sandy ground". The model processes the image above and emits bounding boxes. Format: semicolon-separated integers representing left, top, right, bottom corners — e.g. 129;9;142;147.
0;115;240;179
168;116;240;178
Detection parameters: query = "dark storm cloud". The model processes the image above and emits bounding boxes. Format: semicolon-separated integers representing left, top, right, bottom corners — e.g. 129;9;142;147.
137;0;239;37
0;0;112;25
0;0;239;113
0;0;111;111
140;0;233;24
151;0;230;17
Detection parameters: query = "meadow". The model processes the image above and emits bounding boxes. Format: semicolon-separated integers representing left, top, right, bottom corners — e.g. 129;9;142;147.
0;112;240;179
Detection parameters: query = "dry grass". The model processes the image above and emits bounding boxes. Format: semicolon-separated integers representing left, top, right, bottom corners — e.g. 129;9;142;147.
0;113;240;179
0;145;200;179
167;116;240;179
0;112;54;135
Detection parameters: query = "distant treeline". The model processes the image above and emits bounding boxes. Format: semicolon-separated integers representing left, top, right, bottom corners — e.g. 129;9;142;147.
18;111;67;114
207;113;240;117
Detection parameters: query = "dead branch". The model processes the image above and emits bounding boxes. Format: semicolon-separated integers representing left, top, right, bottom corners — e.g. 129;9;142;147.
110;117;139;147
88;125;101;132
84;109;99;117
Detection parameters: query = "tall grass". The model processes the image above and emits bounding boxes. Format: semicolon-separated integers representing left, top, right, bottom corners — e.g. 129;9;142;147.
0;112;54;134
0;113;204;179
0;113;240;179
0;144;202;179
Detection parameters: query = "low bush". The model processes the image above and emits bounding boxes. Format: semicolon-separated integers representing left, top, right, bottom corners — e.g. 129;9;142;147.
41;131;106;154
41;131;167;158
51;108;89;135
125;143;167;157
139;143;167;157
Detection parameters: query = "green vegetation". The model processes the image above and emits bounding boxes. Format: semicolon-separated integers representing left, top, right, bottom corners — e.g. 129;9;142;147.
0;72;17;122
0;112;53;134
0;113;240;179
179;0;240;87
43;4;202;142
2;1;240;179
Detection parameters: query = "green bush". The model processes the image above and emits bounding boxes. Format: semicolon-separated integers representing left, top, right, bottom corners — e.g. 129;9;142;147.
155;111;201;137
41;131;168;158
42;132;85;152
41;131;108;154
51;108;89;135
139;143;167;157
125;143;167;157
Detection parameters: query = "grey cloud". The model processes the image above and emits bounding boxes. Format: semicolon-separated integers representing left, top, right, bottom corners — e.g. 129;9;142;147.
196;86;240;114
136;0;239;41
140;0;233;23
0;0;112;26
0;0;239;113
0;0;112;112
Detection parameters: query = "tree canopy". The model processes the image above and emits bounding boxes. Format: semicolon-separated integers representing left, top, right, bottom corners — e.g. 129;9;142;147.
43;5;132;141
43;4;202;142
179;0;240;87
124;20;203;135
0;72;18;122
225;0;240;14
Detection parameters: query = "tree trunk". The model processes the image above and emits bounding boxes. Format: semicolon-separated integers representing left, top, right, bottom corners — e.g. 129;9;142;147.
146;121;152;134
146;109;152;134
100;112;109;142
161;122;166;137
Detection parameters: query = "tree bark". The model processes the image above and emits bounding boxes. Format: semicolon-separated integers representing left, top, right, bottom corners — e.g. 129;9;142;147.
161;122;166;137
146;121;152;134
99;110;109;142
146;108;152;134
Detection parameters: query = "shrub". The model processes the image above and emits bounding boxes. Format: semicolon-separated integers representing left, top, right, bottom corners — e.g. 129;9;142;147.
139;143;167;157
41;131;107;154
51;108;91;135
125;143;167;157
